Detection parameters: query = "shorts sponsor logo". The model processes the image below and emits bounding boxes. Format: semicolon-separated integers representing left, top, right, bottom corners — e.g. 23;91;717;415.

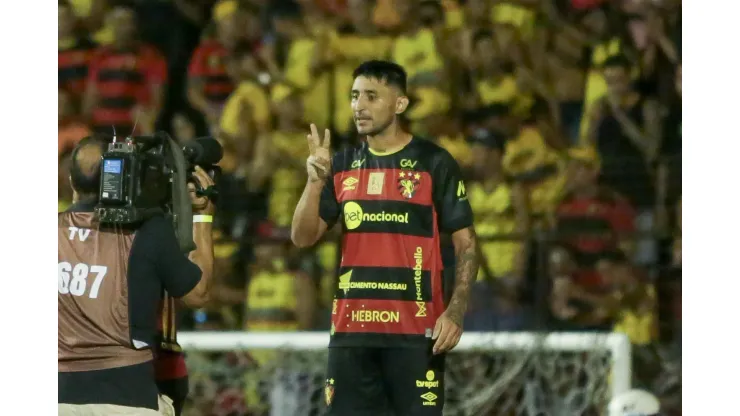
414;247;426;317
342;177;359;191
343;201;409;230
420;392;438;406
416;370;440;388
350;310;400;323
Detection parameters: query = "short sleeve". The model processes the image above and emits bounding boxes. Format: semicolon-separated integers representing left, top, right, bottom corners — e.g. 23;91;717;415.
132;216;201;298
432;150;474;233
319;162;341;228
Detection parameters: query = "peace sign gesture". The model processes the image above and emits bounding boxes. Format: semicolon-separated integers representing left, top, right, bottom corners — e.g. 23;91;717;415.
306;123;332;183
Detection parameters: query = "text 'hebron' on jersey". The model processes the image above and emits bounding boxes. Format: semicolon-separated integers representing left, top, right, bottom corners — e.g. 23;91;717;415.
319;137;474;348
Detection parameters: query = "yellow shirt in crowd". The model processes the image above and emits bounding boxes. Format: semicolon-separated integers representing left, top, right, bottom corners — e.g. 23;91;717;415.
220;81;270;139
271;37;330;128
469;181;520;279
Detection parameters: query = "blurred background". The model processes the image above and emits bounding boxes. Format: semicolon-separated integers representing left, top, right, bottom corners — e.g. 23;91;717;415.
58;0;681;415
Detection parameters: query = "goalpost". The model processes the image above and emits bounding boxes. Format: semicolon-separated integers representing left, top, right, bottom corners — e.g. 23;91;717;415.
178;331;631;416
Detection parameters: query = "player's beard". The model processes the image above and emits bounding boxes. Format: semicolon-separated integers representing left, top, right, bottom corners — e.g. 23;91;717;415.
355;114;394;137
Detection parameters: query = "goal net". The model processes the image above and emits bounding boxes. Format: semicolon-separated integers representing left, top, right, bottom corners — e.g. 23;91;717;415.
178;331;631;416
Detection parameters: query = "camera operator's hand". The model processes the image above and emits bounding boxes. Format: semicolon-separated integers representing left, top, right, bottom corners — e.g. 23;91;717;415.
306;123;331;183
189;166;216;215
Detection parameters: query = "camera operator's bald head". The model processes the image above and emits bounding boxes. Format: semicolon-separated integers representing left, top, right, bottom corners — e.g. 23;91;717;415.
70;136;108;202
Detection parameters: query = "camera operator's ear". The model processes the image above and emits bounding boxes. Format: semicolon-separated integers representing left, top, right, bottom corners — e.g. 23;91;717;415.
395;96;410;115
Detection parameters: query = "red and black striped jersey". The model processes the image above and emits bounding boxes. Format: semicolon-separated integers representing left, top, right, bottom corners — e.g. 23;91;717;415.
87;45;167;134
59;37;97;98
187;40;234;105
320;137;474;347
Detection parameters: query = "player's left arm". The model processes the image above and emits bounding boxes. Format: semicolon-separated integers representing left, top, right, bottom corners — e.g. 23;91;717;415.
430;150;478;354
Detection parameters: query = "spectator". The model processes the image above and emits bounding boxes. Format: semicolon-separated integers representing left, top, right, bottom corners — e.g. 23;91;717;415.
59;1;97;100
392;0;447;90
657;62;681;232
171;112;198;143
218;43;270;161
266;4;331;129
186;10;241;130
252;94;310;227
59;89;91;157
601;252;658;346
469;29;531;117
548;146;636;329
586;54;661;265
84;5;167;136
327;0;394;137
468;135;529;287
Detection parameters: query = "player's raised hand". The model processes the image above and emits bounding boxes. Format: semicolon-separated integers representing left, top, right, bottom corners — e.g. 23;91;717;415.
432;309;463;355
306;123;332;183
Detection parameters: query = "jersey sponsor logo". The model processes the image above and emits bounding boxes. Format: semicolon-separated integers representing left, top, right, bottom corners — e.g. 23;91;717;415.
351;158;366;169
332;299;338;314
338;269;408;294
400;159;418;169
413;247;424;302
351;309;400;323
366;172;385;195
342;176;359;191
416;370;440;388
420;392;438;406
343;201;409;230
325;378;335;406
415;301;427;317
398;171;421;199
456;180;467;200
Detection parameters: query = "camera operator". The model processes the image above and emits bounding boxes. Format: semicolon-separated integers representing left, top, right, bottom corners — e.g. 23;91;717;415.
58;136;215;415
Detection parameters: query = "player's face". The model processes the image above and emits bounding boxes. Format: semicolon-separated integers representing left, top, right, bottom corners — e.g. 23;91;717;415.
351;76;400;136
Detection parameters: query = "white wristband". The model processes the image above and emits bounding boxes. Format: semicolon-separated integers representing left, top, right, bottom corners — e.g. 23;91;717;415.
193;215;213;223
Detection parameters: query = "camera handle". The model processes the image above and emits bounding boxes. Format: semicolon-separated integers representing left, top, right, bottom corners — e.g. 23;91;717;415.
194;184;219;202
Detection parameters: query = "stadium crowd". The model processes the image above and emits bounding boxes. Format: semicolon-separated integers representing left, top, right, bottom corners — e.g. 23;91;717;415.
58;0;681;414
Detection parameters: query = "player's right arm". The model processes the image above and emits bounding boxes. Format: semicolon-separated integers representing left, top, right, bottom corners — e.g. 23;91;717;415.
291;124;338;248
144;167;216;308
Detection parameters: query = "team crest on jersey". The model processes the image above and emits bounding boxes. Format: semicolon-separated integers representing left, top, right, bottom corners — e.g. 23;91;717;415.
325;378;335;406
398;171;421;199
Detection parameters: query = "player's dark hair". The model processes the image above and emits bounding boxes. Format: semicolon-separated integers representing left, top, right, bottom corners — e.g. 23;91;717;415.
70;136;109;199
352;60;408;95
602;54;631;70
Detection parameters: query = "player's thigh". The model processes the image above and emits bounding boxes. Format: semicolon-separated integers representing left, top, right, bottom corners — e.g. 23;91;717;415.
325;347;392;416
381;344;446;416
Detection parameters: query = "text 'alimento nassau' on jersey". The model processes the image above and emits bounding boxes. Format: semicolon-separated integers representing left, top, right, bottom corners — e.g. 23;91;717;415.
319;136;474;348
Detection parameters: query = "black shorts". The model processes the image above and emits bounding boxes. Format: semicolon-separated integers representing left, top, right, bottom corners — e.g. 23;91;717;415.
325;343;445;416
156;376;189;416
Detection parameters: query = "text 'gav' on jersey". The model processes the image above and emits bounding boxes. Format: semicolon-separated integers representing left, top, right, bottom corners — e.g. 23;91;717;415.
319;136;474;348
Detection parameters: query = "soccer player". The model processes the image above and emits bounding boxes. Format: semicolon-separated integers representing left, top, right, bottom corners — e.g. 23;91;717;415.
291;60;478;415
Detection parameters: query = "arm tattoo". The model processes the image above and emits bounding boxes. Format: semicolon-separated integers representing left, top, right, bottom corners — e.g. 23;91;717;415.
447;226;479;326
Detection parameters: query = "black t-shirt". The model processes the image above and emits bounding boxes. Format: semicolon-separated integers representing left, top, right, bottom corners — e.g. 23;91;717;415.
58;202;201;409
